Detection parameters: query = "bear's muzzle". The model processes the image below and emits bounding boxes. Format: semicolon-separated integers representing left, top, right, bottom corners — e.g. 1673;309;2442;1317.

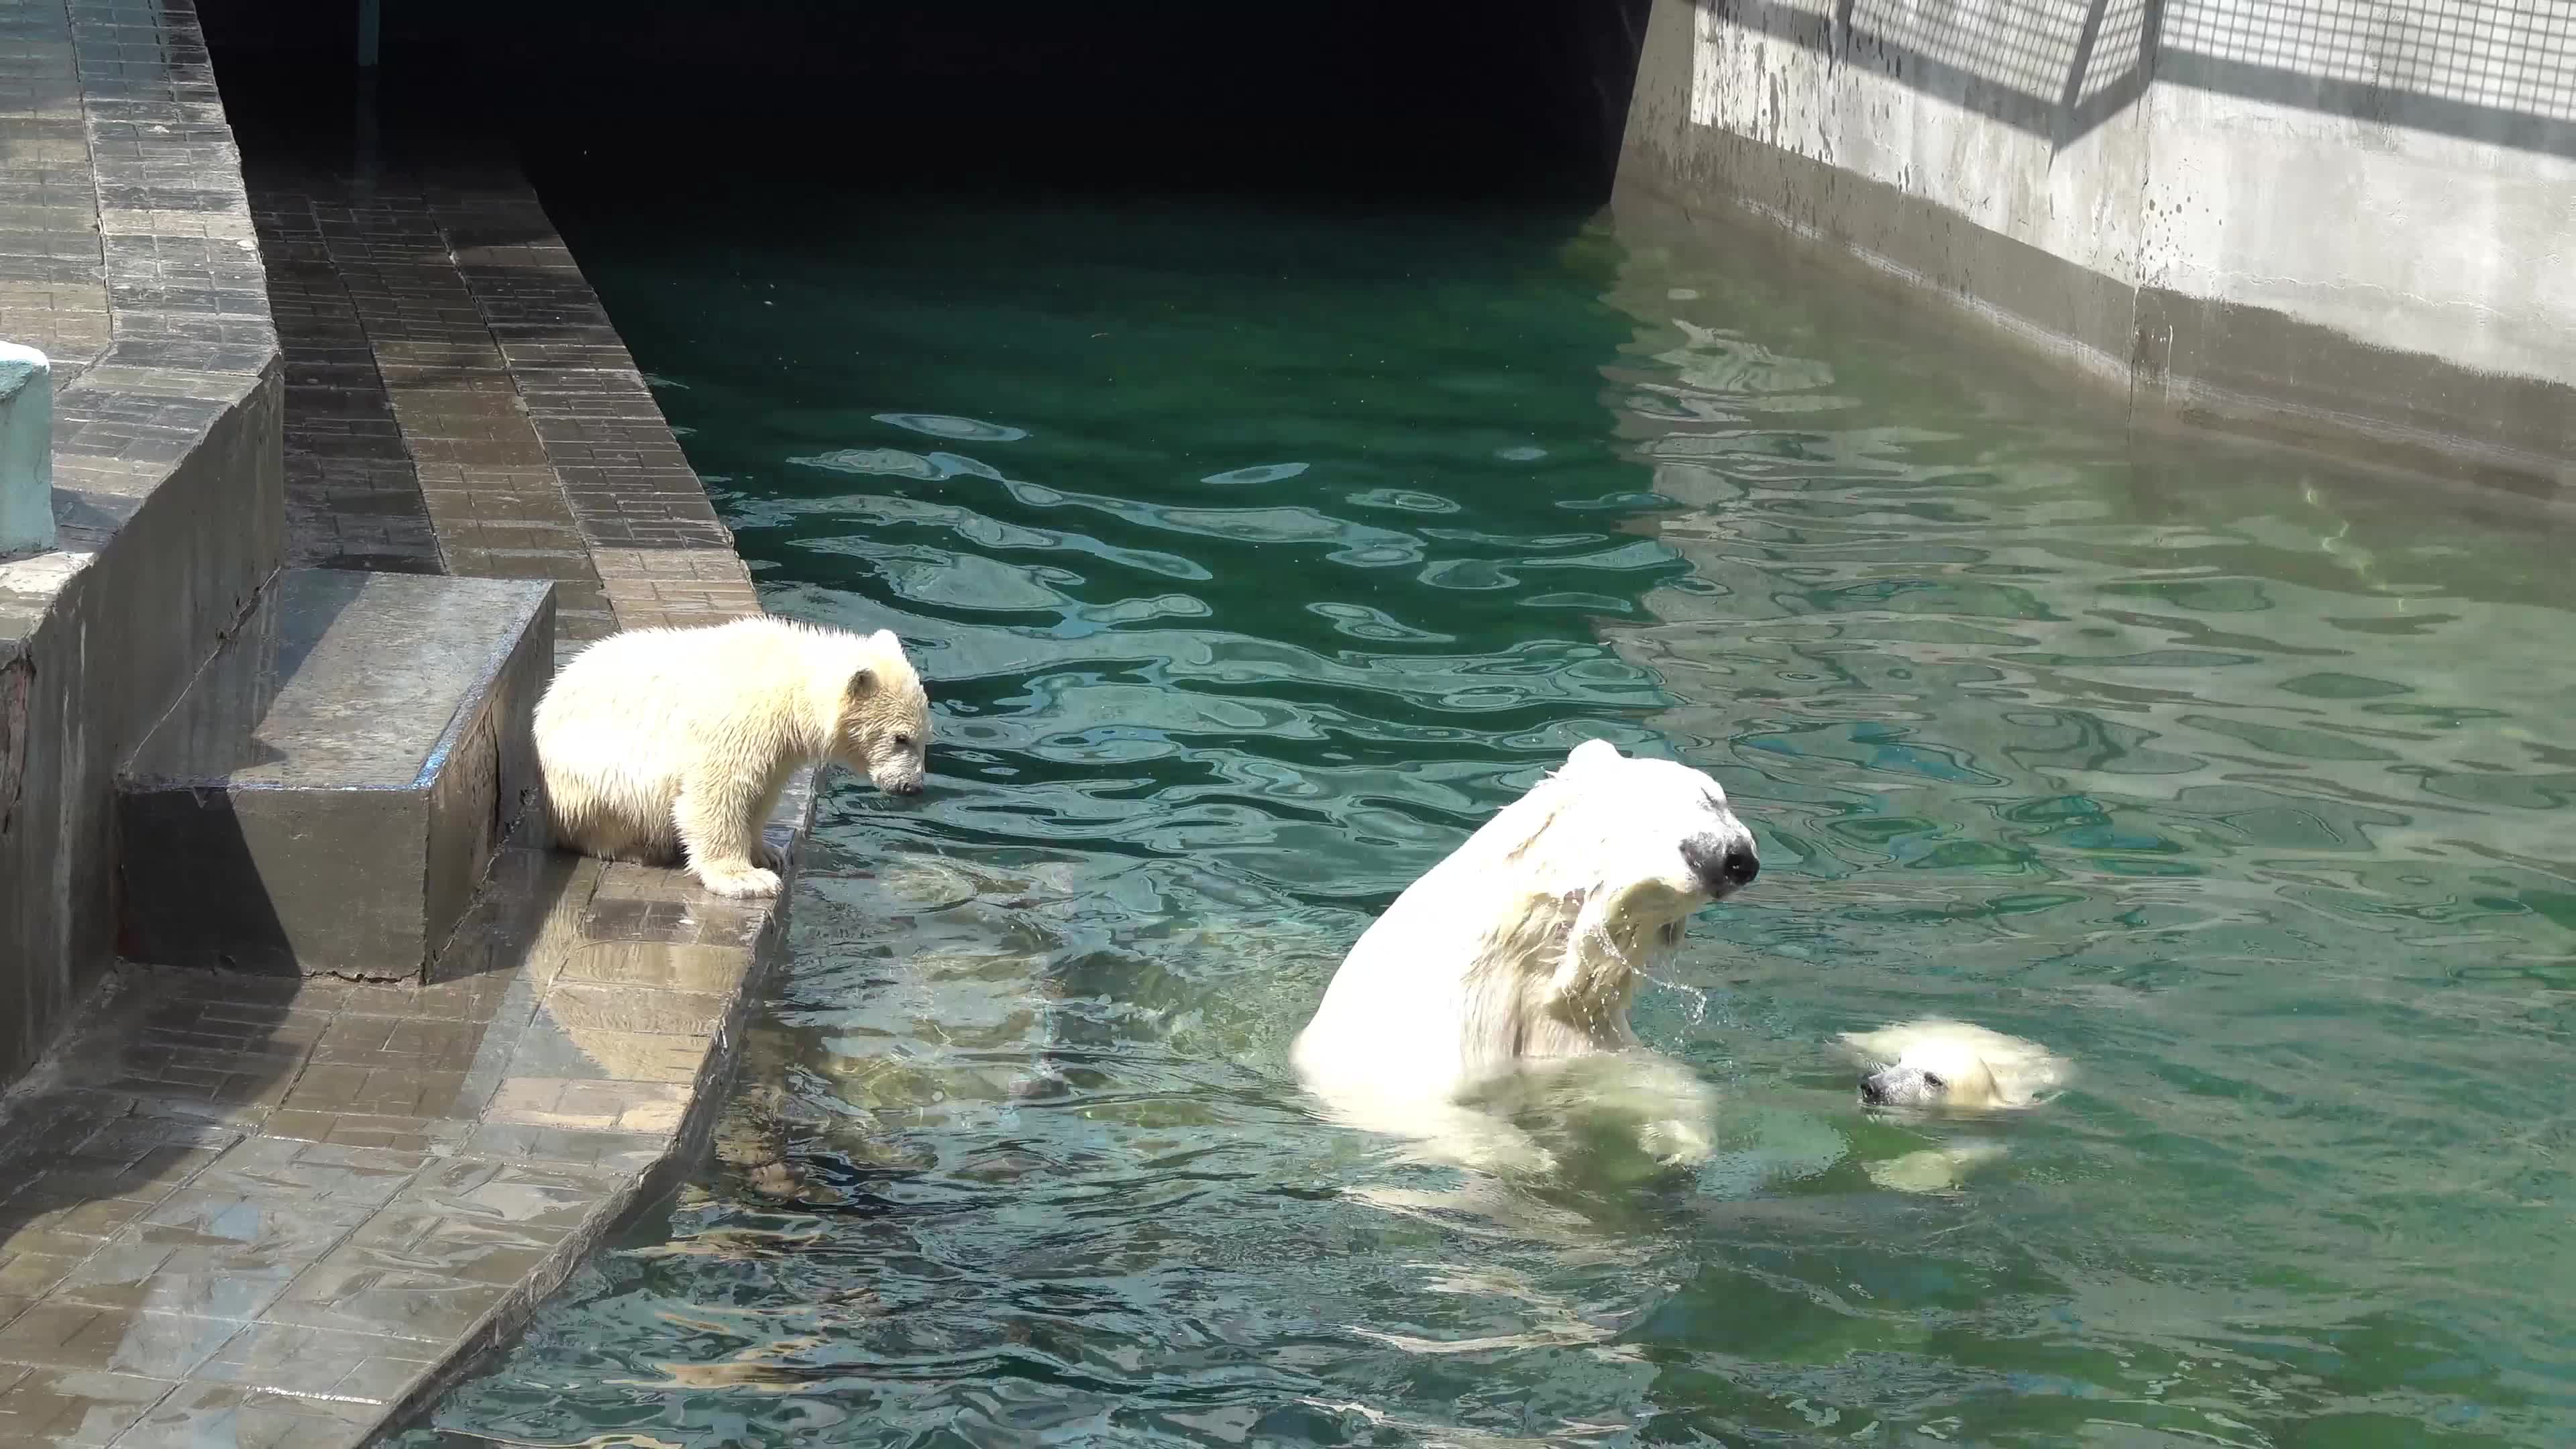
1681;831;1759;897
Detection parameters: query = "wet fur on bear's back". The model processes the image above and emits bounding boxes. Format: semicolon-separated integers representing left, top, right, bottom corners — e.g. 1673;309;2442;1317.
1291;739;1758;1173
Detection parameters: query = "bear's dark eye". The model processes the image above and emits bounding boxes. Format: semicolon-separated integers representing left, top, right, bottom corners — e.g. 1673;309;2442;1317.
894;733;914;748
1920;1073;1945;1090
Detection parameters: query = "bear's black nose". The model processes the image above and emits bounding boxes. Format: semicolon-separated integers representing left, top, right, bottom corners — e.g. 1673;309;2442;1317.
1723;842;1758;886
1860;1073;1890;1106
1682;834;1758;894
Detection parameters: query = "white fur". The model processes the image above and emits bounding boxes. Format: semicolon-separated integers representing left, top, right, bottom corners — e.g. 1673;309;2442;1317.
1866;1141;2008;1194
1291;739;1759;1173
533;616;930;898
1840;1018;2070;1112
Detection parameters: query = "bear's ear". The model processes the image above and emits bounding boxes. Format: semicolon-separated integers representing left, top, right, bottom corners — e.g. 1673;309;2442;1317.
869;628;900;649
1565;739;1622;771
845;665;878;700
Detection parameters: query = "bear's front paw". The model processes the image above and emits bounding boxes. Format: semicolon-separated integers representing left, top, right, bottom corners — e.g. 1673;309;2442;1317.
759;838;796;873
1469;1126;1559;1177
698;863;784;898
1639;1118;1714;1167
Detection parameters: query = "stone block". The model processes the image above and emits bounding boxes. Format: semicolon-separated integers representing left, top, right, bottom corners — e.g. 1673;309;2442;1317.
117;570;554;979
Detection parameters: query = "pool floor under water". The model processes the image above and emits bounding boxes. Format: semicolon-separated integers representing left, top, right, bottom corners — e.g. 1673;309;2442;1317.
393;192;2576;1448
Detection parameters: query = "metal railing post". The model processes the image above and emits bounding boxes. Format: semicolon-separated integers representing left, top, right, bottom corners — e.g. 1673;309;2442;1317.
0;343;54;559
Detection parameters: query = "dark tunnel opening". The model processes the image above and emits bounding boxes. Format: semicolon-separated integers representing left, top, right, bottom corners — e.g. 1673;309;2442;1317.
197;1;1657;209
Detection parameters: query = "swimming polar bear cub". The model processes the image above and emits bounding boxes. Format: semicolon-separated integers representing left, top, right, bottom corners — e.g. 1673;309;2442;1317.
1840;1018;2070;1112
1291;739;1759;1174
533;616;930;898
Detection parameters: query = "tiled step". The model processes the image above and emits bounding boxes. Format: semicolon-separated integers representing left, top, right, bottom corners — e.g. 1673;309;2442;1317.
117;569;555;978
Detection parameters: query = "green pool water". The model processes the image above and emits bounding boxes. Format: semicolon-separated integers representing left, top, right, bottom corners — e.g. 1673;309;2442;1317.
395;191;2576;1448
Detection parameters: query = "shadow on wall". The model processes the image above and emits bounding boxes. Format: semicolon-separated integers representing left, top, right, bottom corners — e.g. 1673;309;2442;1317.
1709;0;2576;156
199;0;1662;205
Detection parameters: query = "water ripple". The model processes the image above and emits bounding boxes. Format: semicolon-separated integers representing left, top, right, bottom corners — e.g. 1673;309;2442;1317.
872;411;1028;442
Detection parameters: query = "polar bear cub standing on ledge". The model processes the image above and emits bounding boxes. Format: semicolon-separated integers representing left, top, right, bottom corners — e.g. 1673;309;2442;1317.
1292;739;1760;1173
534;616;930;898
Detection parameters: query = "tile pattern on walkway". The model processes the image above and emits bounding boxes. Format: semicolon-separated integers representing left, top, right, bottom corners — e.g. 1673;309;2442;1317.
0;0;274;567
248;180;441;575
1;0;284;1097
250;164;760;654
0;0;107;380
0;841;808;1447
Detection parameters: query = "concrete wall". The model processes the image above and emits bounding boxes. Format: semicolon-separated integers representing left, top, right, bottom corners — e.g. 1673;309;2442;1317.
0;0;284;1084
0;381;282;1081
1617;0;2576;489
201;0;1656;204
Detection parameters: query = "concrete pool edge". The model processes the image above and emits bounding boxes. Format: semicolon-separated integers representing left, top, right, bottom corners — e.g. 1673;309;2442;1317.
0;2;822;1443
352;800;820;1448
0;781;818;1447
0;0;286;1091
1617;0;2576;501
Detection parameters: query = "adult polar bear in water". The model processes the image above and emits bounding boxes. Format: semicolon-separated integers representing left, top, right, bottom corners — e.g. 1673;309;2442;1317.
1291;739;1760;1175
